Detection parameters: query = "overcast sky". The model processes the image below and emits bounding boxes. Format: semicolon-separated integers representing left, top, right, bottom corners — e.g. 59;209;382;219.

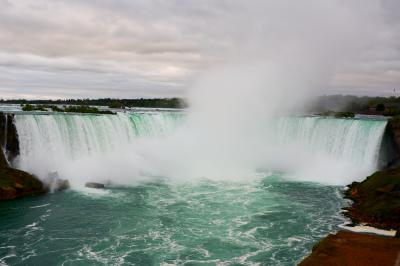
0;0;399;99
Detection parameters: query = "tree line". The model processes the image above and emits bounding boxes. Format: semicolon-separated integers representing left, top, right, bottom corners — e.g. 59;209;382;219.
0;98;187;109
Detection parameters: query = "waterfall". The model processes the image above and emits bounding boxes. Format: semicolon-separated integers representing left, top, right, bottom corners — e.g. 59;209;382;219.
14;112;181;172
12;112;388;186
275;116;387;169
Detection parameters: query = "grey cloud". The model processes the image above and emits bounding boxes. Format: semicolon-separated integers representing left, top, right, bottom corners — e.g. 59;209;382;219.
0;0;399;99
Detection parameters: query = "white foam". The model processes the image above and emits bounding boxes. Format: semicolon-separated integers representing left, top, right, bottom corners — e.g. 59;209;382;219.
29;203;50;209
339;224;397;237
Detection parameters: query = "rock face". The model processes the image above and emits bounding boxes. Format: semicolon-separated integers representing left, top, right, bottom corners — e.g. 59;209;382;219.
85;182;105;189
387;117;400;155
0;113;20;164
299;230;400;266
344;167;400;230
0;113;46;200
0;167;46;200
0;149;7;168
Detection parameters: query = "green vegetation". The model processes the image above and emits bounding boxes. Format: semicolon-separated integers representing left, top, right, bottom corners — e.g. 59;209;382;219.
389;115;400;127
21;104;46;112
50;105;63;112
334;111;355;118
310;95;400;115
20;104;115;114
383;107;400;116
2;97;186;109
376;103;385;112
62;105;114;114
318;111;355;118
345;166;400;229
108;101;125;109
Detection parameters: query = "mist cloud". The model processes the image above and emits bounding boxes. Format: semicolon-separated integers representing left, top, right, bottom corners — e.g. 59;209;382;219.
0;0;399;99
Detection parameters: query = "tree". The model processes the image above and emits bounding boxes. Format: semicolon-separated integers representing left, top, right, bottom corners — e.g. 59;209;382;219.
376;103;385;112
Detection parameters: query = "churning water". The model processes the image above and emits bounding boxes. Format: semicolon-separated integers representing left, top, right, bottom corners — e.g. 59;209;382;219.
0;112;388;265
0;175;346;265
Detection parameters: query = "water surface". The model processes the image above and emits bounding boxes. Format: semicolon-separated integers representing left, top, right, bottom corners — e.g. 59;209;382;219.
0;175;346;266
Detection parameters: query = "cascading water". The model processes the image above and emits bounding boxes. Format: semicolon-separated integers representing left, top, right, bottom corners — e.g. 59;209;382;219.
276;117;386;168
0;112;390;266
14;112;183;180
271;116;388;184
12;112;387;186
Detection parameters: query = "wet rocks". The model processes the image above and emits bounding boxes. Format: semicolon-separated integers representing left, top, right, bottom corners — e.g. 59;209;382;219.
0;167;46;200
44;172;70;191
0;113;46;200
0;113;20;164
85;182;105;189
0;148;8;168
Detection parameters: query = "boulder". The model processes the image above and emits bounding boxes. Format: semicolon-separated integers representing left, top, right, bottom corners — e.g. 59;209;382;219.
44;172;69;191
0;167;46;200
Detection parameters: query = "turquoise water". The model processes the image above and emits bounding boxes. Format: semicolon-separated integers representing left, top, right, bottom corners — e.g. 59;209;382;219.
1;113;388;265
0;175;346;266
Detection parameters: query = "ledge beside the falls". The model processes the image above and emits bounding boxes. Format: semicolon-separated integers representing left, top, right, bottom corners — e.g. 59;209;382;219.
0;167;46;200
0;147;46;200
344;167;400;229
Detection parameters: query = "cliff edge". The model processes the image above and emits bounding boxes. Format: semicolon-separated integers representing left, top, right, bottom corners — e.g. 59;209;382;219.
299;117;400;266
0;113;46;200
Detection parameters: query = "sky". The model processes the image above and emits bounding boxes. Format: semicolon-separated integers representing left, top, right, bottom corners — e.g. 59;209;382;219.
0;0;399;99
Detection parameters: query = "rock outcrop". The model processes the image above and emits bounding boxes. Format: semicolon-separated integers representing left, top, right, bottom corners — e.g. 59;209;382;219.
387;116;400;156
0;113;20;163
344;167;400;230
299;230;400;266
0;113;46;200
0;166;46;200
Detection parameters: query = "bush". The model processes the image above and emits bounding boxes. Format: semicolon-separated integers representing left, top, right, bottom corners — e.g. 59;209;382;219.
63;105;115;114
108;101;125;109
21;104;46;111
319;111;335;117
21;104;34;111
334;112;355;118
383;107;400;116
21;104;115;114
376;103;385;112
50;105;63;112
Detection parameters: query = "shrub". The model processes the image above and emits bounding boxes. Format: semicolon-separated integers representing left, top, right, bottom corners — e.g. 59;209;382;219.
334;112;355;118
376;103;385;112
383;107;400;116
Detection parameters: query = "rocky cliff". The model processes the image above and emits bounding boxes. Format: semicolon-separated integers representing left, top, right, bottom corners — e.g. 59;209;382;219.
0;113;46;200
